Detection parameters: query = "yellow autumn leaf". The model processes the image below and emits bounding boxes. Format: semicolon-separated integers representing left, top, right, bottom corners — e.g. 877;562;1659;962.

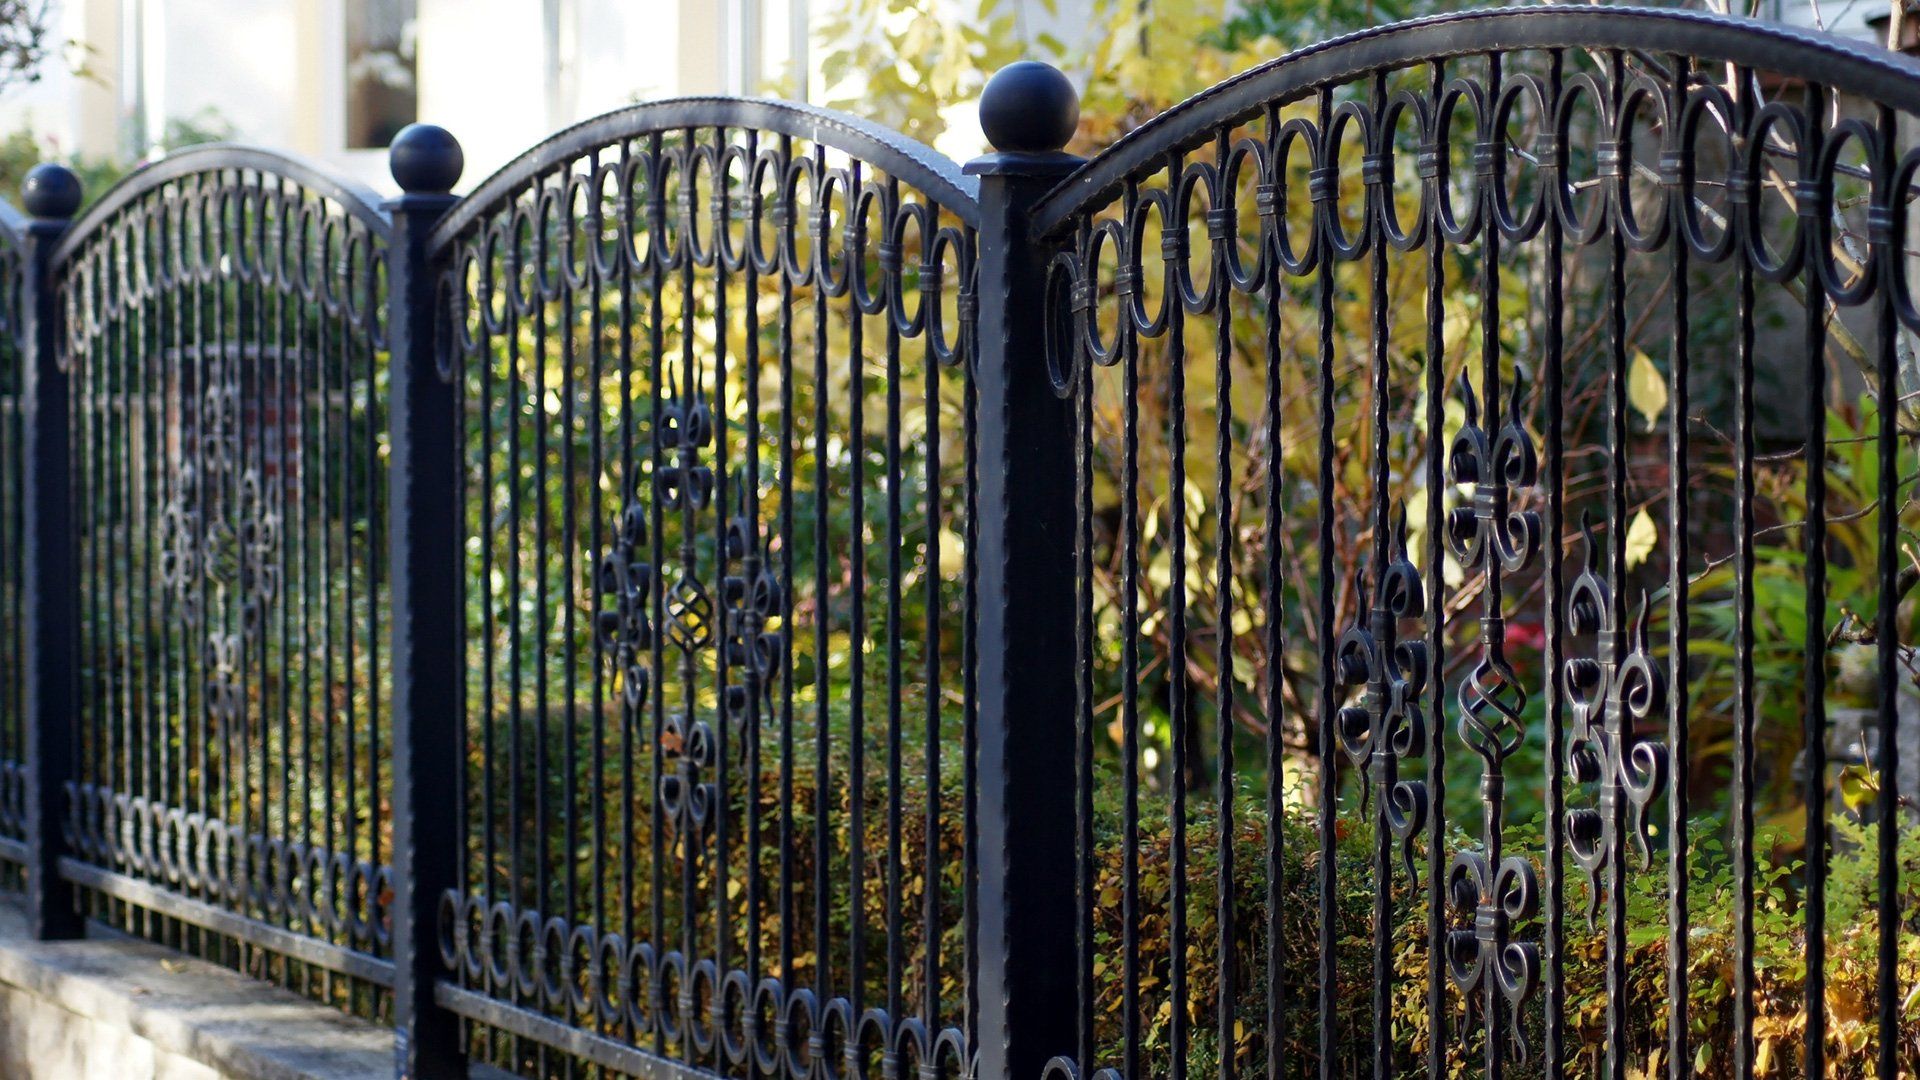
1629;347;1668;431
1624;509;1658;571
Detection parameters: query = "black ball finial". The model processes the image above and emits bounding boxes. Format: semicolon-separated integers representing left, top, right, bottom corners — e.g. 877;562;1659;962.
389;123;464;195
21;163;82;220
979;61;1079;154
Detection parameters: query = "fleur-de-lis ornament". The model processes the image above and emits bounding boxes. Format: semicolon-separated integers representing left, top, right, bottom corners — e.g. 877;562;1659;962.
595;503;654;712
1563;512;1670;925
1444;363;1543;1062
1446;367;1542;576
1334;504;1430;882
720;481;783;729
1445;850;1542;1014
657;374;720;840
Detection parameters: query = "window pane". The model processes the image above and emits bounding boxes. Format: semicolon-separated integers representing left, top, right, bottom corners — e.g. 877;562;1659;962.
345;0;417;149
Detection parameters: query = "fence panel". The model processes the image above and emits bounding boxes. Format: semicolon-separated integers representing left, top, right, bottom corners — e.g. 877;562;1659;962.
50;149;397;1011
426;101;982;1078
0;8;1915;1079
1029;8;1920;1079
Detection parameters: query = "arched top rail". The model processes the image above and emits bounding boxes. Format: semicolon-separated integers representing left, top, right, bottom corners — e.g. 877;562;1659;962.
1029;3;1920;236
51;143;392;270
429;95;980;254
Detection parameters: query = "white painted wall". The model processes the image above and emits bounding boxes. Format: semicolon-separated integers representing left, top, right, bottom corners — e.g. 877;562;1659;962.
0;0;1123;196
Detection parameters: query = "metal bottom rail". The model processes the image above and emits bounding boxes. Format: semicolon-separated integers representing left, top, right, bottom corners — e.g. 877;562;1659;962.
0;836;24;864
56;857;396;986
434;982;719;1080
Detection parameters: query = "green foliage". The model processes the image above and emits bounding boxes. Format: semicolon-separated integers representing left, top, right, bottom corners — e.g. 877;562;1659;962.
0;106;235;210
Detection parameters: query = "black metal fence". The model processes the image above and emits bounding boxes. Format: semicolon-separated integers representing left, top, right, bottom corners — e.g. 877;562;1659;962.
0;6;1914;1080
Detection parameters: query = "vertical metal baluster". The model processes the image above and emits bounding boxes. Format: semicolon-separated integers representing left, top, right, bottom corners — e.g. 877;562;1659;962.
884;175;906;1036
195;175;215;949
1313;82;1340;1080
1075;211;1097;1078
503;185;526;1023
561;155;582;1042
960;220;981;1058
1211;123;1237;1080
678;129;705;1050
1801;79;1829;1080
1261;96;1289;1080
145;199;160;933
1364;70;1394;1080
1541;47;1566;1080
647;129;669;1055
710;125;734;1068
1665;52;1693;1080
270;179;291;958
921;199;944;1047
586;145;607;1041
776;128;797;1004
1121;172;1143;1080
296;187;319;986
1603;48;1631;1080
337;190;360;980
532;173;553;1026
844;155;867;1045
617;134;637;1053
741;126;764;1048
111;219;131;923
1166;145;1191;1080
1731;63;1757;1080
475;223;498;1017
1870;99;1900;1080
811;137;834;1031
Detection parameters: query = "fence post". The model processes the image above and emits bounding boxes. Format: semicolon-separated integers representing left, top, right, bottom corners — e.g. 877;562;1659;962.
19;164;83;941
383;123;465;1080
965;62;1083;1080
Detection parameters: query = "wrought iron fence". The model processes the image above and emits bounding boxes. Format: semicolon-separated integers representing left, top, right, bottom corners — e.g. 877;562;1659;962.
0;6;1913;1080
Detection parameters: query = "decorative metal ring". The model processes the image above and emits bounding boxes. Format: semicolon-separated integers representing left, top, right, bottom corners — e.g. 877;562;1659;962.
713;142;755;274
781;988;821;1080
815;166;854;297
1124;187;1172;338
622;145;660;275
683;142;721;270
746;145;784;276
1043;249;1084;398
593;930;625;1023
625;941;659;1036
1552;72;1610;247
1614;69;1674;253
1676;82;1739;263
539;914;569;1007
1742;99;1810;282
1271;116;1322;276
718;968;754;1065
1170;157;1217;314
436;889;462;971
1489;73;1548;243
925;224;971;367
1813;117;1881;306
779;152;819;288
1322;98;1375;261
1435;76;1487;245
850;178;893;316
1221;135;1272;287
749;976;785;1075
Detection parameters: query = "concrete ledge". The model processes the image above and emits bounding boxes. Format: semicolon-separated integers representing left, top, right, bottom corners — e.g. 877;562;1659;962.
0;896;394;1079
